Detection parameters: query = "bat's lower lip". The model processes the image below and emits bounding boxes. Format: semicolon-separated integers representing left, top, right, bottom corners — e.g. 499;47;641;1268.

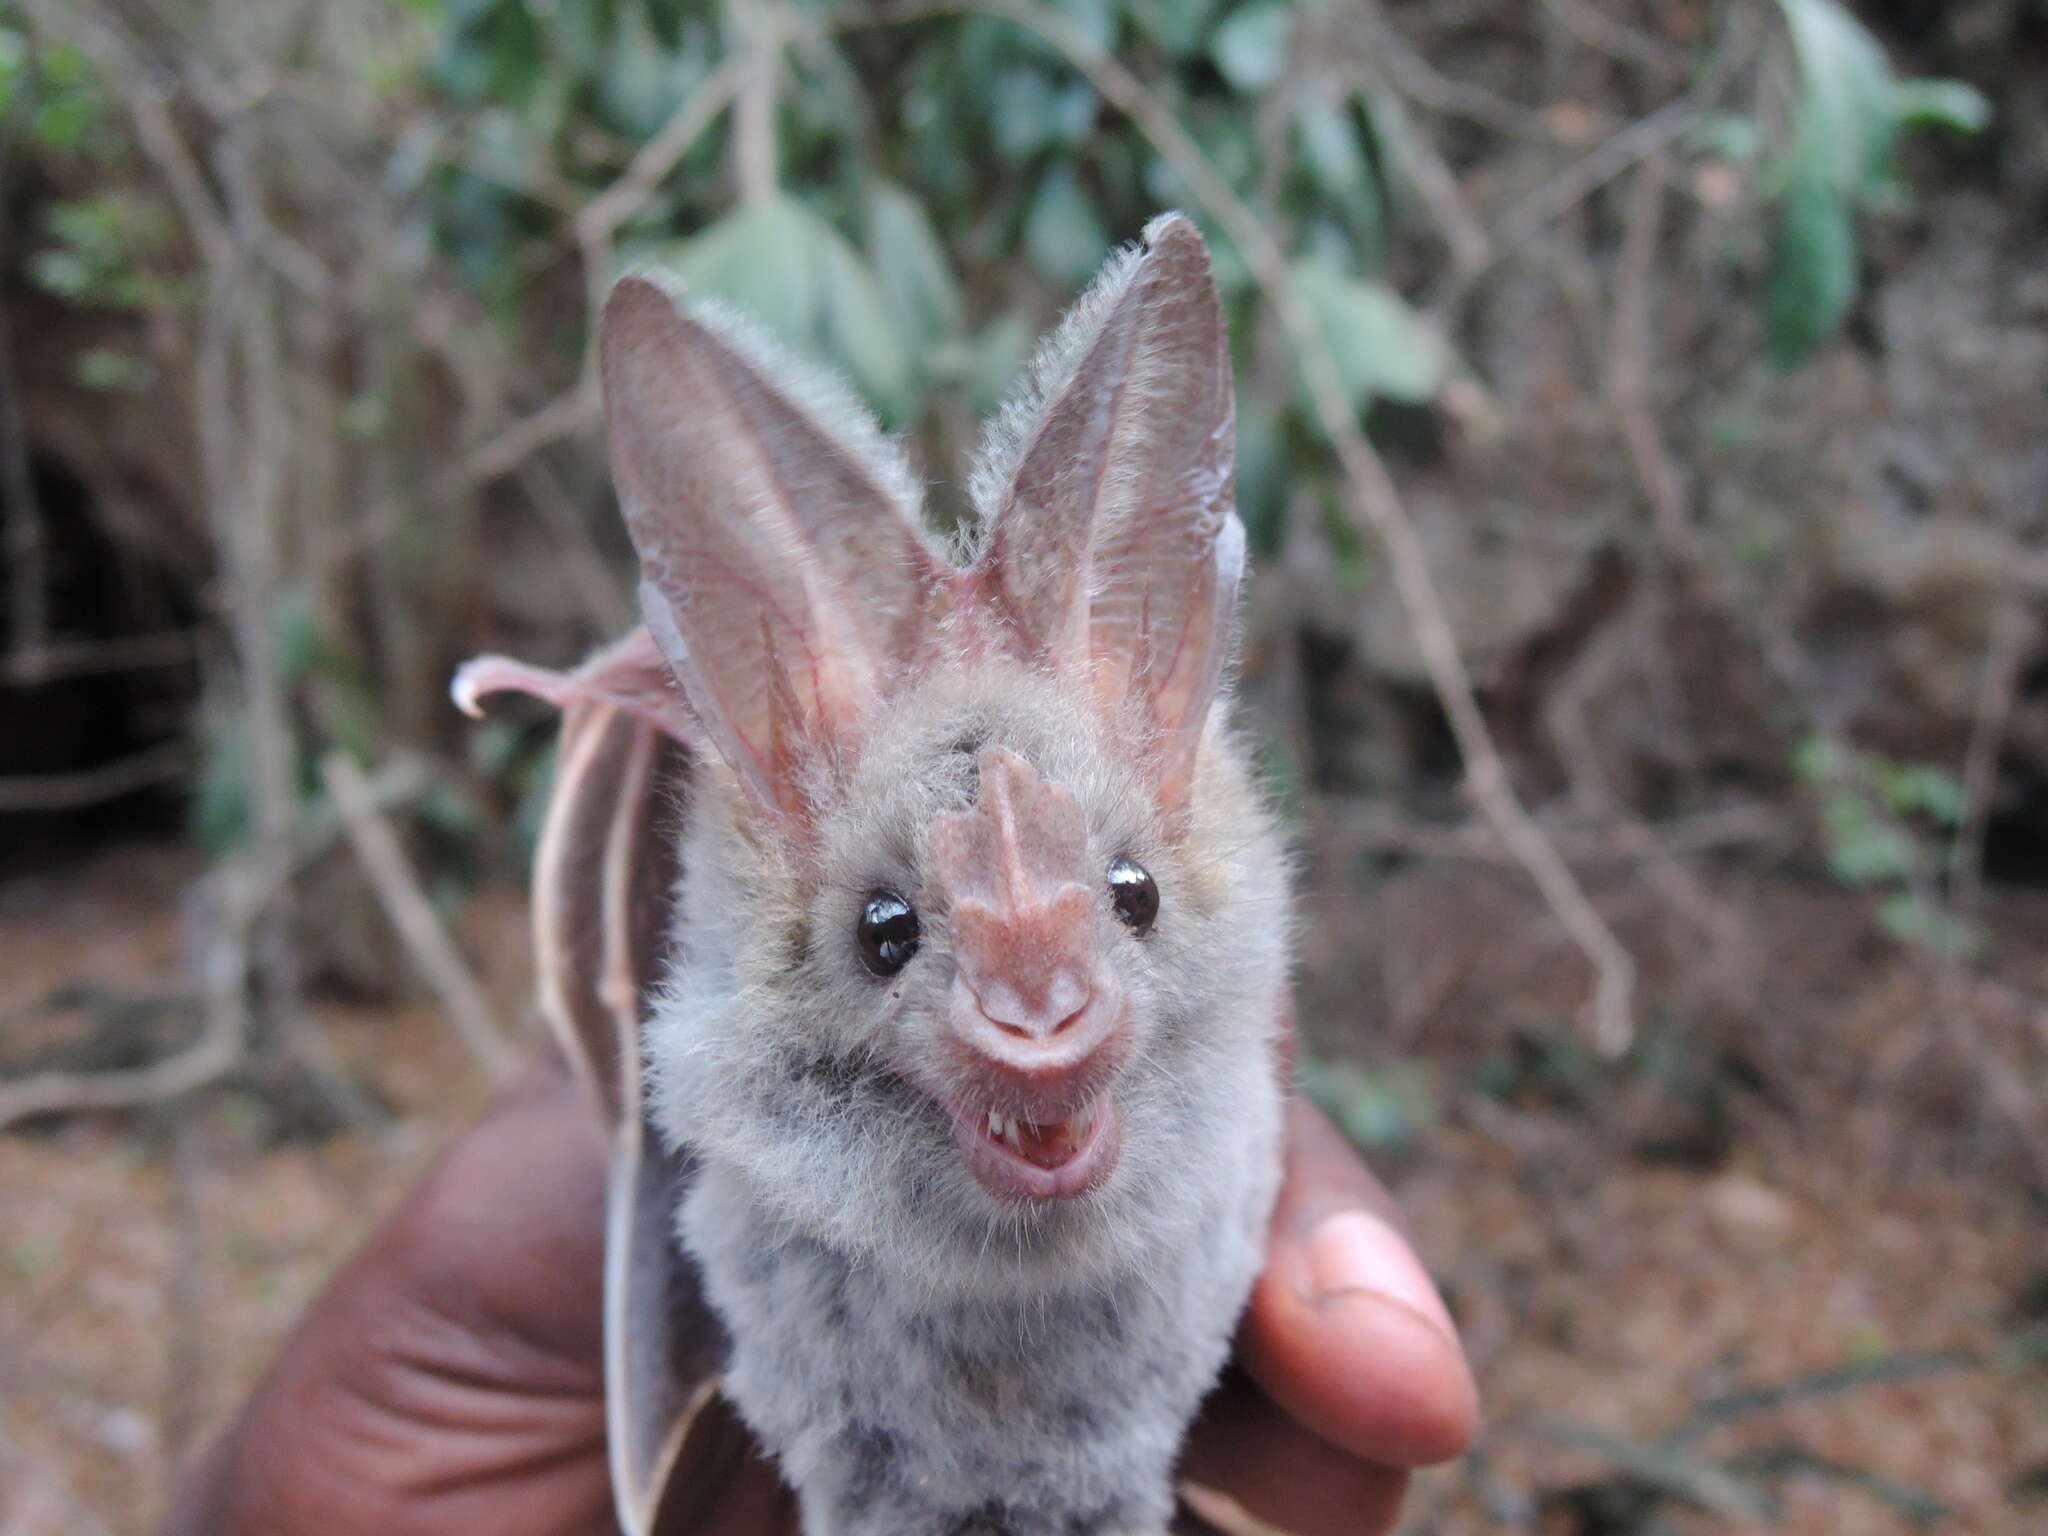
948;1097;1120;1202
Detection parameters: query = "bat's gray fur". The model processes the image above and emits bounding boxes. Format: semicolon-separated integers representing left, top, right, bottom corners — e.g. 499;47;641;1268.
609;216;1290;1536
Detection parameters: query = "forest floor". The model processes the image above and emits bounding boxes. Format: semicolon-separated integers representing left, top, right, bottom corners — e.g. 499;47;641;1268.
1;838;2044;1536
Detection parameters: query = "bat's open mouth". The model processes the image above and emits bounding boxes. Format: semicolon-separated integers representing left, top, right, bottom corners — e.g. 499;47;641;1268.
950;1096;1120;1202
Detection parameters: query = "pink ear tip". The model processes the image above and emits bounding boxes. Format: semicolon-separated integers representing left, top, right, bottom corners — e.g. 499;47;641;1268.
1142;210;1198;246
450;659;490;718
449;654;576;718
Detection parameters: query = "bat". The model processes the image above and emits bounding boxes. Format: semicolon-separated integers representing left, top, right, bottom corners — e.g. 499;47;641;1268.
457;213;1293;1536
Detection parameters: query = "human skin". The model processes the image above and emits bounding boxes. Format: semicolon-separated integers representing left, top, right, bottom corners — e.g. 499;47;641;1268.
160;1045;1476;1536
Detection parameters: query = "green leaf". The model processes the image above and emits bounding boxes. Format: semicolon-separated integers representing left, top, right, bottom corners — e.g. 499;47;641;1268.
1234;402;1285;558
864;182;966;353
675;197;823;351
191;718;249;854
1023;165;1109;289
1876;763;1966;827
25;248;93;299
815;229;917;425
1877;893;1979;958
1893;78;1992;135
1689;111;1765;164
271;589;322;685
1046;0;1115;53
1210;2;1291;93
677;199;915;425
991;66;1068;162
1299;1055;1438;1153
1764;168;1856;366
1290;256;1443;408
962;311;1035;416
1128;0;1221;58
0;26;24;118
73;347;149;391
1820;795;1916;886
1775;0;1897;195
1295;95;1366;200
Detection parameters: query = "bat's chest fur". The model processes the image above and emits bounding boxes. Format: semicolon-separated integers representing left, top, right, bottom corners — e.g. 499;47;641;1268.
682;1146;1277;1536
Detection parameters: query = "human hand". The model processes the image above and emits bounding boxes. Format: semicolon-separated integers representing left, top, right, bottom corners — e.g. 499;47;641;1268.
162;1053;1474;1536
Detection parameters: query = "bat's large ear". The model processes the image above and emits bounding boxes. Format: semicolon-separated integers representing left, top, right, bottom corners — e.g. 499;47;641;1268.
600;273;947;826
971;213;1242;811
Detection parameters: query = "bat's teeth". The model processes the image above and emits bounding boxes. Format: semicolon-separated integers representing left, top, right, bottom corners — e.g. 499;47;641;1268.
988;1108;1003;1138
1003;1118;1026;1155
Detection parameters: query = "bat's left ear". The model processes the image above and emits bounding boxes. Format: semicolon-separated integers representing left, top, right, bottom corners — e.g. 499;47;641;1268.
971;214;1241;812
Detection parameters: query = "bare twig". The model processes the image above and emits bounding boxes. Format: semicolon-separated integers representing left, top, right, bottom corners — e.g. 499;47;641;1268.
950;0;1639;1049
1540;0;1683;75
0;171;49;674
1607;154;1688;553
0;870;251;1133
518;458;633;629
576;59;747;246
574;53;746;348
0;1022;238;1131
321;753;522;1084
345;52;743;575
428;382;603;504
1359;87;1493;289
1346;2;1552;140
0;740;189;812
1949;598;2029;926
1317;800;1783;865
0;630;201;684
732;4;786;207
1492;7;1750;257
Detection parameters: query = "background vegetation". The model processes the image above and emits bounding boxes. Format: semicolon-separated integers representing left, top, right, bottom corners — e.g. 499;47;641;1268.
2;1;2044;1531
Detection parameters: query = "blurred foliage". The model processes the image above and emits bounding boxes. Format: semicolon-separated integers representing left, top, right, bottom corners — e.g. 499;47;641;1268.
1794;734;1976;958
1299;1050;1438;1153
0;0;2000;950
1763;0;1988;364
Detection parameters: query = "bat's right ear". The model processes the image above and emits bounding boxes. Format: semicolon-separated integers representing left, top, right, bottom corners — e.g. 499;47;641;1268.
600;272;947;828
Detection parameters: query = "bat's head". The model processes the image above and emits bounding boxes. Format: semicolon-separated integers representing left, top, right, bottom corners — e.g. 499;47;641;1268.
593;216;1285;1279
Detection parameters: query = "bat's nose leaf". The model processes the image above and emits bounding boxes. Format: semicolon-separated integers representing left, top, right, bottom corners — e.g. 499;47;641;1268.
930;748;1129;1107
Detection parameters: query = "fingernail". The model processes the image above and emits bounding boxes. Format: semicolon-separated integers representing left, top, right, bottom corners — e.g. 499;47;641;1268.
1305;1209;1456;1336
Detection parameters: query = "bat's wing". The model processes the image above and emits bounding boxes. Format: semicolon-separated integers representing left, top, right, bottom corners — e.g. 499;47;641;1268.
464;633;797;1535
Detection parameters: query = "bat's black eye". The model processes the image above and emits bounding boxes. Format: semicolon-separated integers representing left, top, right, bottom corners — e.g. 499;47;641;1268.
1107;857;1158;935
857;891;920;976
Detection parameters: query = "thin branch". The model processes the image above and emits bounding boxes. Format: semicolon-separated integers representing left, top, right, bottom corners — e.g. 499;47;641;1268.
30;2;235;272
0;740;189;812
574;53;746;360
575;57;746;246
0;629;201;684
0;136;48;672
1540;0;1684;75
1317;800;1783;865
0;868;251;1133
955;0;1640;1049
1949;598;2029;926
1492;8;1750;257
732;4;785;206
1607;153;1688;554
1346;2;1552;141
518;458;633;630
321;753;522;1084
